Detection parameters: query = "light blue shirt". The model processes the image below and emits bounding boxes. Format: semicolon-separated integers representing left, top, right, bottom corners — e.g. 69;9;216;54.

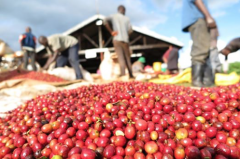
181;0;209;32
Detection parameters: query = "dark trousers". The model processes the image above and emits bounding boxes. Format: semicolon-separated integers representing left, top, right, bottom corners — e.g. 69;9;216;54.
113;40;133;77
23;50;36;71
167;47;179;71
56;43;83;79
189;18;210;64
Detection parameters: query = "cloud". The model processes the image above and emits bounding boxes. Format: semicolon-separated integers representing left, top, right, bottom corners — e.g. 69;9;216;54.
208;0;239;18
178;40;192;69
151;0;182;12
212;11;226;18
208;0;240;10
0;0;167;51
152;0;239;18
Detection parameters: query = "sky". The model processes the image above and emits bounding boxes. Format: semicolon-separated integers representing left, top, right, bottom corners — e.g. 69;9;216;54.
1;0;240;68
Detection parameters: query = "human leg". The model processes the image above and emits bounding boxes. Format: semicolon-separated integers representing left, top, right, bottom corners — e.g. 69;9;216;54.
113;40;126;76
68;44;83;79
122;43;134;78
30;51;37;71
56;50;68;68
23;50;29;70
189;18;212;87
167;48;179;71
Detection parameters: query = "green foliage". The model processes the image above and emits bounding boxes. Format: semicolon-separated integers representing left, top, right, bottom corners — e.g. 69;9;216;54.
228;62;240;75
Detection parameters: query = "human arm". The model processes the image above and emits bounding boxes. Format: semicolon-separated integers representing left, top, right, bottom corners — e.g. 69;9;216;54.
220;48;230;56
104;16;118;36
42;47;59;70
220;38;240;55
128;20;133;35
194;0;216;28
19;34;26;50
33;36;37;50
162;57;168;64
162;48;171;63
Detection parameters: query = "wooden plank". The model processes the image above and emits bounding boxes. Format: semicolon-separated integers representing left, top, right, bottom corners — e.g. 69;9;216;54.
98;26;104;61
104;36;113;47
130;35;142;45
78;35;81;50
130;43;168;50
83;33;99;48
98;26;103;48
38;43;169;58
143;37;147;45
80;43;168;54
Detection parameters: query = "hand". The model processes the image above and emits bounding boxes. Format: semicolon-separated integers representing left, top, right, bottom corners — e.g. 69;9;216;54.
206;16;217;28
39;69;47;73
42;65;49;70
220;48;230;56
111;31;118;36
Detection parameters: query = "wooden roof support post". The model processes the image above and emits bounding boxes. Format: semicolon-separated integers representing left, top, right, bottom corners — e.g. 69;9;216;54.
98;26;103;48
98;25;104;61
83;33;99;48
78;35;81;50
143;37;147;45
104;36;113;47
130;35;142;45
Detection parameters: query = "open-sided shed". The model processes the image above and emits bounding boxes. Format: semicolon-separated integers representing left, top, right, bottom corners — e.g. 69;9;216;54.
36;15;183;73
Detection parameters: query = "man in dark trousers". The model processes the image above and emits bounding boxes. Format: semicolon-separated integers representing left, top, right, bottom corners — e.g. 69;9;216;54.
19;27;37;71
38;34;83;79
220;37;240;55
104;5;134;78
182;0;216;87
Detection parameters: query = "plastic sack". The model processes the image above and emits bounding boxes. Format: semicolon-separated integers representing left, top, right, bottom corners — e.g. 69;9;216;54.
99;50;114;80
48;67;76;81
27;62;41;71
79;65;94;82
215;72;240;86
149;68;191;84
47;65;93;82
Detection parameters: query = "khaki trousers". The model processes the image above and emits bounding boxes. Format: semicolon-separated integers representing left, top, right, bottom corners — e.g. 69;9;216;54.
189;18;211;64
113;40;133;77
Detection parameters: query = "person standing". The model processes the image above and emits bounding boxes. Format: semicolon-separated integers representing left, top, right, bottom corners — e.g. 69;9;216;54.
182;0;216;87
38;34;83;79
162;45;179;74
19;27;37;71
104;5;134;78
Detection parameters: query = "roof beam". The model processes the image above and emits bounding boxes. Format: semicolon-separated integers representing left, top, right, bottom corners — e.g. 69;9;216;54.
104;36;113;47
37;43;169;58
130;43;168;50
130;35;142;45
78;43;169;54
83;33;99;48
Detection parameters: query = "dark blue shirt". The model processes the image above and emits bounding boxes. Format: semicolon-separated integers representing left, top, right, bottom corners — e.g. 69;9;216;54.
19;32;36;48
181;0;209;32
